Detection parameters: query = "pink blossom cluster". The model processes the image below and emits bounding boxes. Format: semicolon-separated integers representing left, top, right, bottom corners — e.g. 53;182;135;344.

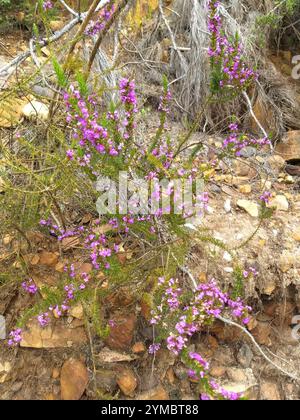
158;88;172;114
64;86;121;162
7;329;22;347
149;277;251;398
260;191;272;204
222;122;271;156
22;279;38;295
208;1;257;92
43;1;53;11
85;2;115;36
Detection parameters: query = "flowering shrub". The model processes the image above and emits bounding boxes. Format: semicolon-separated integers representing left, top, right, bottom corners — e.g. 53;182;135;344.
208;0;257;95
149;276;251;399
4;0;273;402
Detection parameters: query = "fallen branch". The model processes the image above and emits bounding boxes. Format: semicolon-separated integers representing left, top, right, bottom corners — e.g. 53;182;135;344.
0;0;111;76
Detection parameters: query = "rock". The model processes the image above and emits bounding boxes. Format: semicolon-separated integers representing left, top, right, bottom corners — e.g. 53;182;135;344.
61;358;89;400
285;163;300;176
39;251;59;267
252;322;272;346
20;321;87;348
105;313;136;351
237;344;253;368
174;364;189;380
232;161;256;178
237;200;260;218
98;348;136;363
213;347;235;366
166;367;176;384
227;368;252;383
292;228;300;242
137;385;169;400
224;199;231;213
267;155;286;173
260;382;281;400
262;278;277;296
250;97;274;134
69;303;84;320
238;184;252;194
22;100;49;121
222;369;257;397
276;131;300;161
11;382;23;393
267;195;289;211
49;20;65;32
240;147;257;158
117;368;138;397
210;365;226;378
279;251;296;273
52;368;60;379
223;251;232;262
0;361;12;384
95;369;117;393
132;342;146;354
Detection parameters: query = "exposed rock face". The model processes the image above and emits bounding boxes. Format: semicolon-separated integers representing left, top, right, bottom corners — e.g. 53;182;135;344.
20;321;87;348
276;131;300;160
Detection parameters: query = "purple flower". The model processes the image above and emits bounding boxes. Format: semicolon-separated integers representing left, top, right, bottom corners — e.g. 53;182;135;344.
148;343;161;354
22;279;38;295
8;329;22;347
43;1;53;11
37;312;50;327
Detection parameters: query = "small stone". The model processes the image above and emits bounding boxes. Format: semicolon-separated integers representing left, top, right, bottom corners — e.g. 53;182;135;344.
11;382;23;393
117;368;138;397
227;367;251;383
137;385;169;400
260;382;281;400
132;342;146;354
210;365;226;378
237;200;259;218
166;367;176;384
22;100;49;121
52;368;60;379
95;369;117;393
268;195;289;211
237;344;253;368
223;251;232;262
292;228;300;242
238;184;252;194
3;234;13;246
279;251;296;273
224;199;231;213
252;322;272;346
98;348;136;363
69;303;84;320
267;155;286;173
39;251;59;267
60;358;89;400
49;20;65;32
0;361;12;384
